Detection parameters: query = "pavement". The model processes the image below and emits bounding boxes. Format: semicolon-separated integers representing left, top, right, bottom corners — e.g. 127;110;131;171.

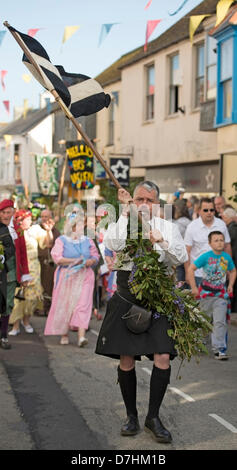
0;312;237;451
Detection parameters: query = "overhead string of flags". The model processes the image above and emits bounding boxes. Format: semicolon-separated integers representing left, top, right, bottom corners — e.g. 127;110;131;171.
0;0;235;113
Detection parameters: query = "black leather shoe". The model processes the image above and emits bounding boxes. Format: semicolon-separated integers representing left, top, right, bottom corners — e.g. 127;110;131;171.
121;415;140;436
144;417;172;443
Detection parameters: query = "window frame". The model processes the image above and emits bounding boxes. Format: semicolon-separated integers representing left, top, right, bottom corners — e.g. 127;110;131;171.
144;63;155;121
168;53;180;115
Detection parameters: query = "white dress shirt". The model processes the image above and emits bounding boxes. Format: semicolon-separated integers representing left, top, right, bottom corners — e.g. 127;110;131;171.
104;214;188;274
184;216;231;277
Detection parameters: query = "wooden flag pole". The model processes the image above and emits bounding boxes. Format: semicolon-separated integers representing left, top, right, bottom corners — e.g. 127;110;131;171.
4;20;122;191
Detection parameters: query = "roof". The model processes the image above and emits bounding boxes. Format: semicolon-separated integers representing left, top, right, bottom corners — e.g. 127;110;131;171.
96;0;220;87
0;101;59;138
210;3;237;36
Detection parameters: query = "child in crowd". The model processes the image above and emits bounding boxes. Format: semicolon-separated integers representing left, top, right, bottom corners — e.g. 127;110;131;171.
188;231;236;360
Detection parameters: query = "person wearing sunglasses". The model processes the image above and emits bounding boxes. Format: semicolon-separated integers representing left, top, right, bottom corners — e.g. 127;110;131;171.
184;198;232;288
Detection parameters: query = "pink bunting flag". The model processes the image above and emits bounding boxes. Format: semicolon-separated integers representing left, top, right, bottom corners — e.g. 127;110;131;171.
145;0;153;9
3;100;10;114
27;28;40;37
1;70;7;90
144;20;161;52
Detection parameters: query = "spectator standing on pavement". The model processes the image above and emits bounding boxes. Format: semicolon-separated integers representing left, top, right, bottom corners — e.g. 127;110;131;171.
38;209;60;316
0;200;31;347
214;196;226;218
221;207;237;312
0;219;15;349
173;201;191;283
184;198;232;287
44;209;99;347
9;210;53;336
188;231;236;360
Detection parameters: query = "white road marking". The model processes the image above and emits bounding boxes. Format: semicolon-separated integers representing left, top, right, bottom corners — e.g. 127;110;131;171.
90;329;99;337
209;414;237;433
169;387;195;403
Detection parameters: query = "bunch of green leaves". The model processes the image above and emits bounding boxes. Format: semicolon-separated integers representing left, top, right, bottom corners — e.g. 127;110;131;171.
124;227;212;364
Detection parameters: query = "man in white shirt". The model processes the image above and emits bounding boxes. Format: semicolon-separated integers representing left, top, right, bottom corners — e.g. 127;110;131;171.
96;181;188;444
184;198;231;285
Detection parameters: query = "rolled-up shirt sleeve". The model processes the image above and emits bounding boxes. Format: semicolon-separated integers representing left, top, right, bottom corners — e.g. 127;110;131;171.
153;218;188;267
104;215;128;252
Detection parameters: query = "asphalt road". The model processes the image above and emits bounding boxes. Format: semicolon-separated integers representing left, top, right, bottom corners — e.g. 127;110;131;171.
1;314;237;452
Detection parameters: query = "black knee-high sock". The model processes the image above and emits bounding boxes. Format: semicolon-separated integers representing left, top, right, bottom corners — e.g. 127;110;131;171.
0;315;9;339
147;365;171;419
117;366;138;418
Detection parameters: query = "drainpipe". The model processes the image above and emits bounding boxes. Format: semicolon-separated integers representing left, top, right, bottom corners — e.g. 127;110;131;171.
219;154;223;196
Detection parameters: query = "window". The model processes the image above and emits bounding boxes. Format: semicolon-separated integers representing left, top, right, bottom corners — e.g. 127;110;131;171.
108;99;115;145
221;37;233;120
145;64;155;120
0;146;6;180
169;54;179;114
206;35;217;100
14;143;22;184
195;43;204;107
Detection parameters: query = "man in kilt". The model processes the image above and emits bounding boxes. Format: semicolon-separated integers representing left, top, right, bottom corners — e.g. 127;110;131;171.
95;181;188;443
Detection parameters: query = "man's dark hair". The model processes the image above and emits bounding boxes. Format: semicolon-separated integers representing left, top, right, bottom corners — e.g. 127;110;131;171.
200;197;214;208
208;230;224;243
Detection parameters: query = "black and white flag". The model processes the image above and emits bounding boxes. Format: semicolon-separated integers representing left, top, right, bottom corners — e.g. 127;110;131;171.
9;26;111;117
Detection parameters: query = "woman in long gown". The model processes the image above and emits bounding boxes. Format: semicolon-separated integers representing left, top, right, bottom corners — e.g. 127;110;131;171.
44;210;99;346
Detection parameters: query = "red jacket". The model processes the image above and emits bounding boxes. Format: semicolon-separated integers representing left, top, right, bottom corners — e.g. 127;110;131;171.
13;220;29;283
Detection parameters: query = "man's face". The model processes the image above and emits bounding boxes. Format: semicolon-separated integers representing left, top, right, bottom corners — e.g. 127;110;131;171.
41;210;51;224
0;207;14;225
209;234;225;252
214;197;224;213
200;202;215;224
133;187;158;218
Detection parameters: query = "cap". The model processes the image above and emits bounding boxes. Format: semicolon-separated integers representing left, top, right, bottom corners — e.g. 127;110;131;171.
0;199;14;211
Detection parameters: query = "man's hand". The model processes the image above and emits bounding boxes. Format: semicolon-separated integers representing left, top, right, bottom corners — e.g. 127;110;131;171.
149;229;164;245
42;218;55;231
118;188;133;205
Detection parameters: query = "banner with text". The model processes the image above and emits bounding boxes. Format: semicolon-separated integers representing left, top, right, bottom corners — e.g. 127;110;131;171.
66;140;94;190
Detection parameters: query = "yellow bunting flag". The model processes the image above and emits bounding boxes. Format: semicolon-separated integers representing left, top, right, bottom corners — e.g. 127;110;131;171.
62;25;80;44
216;0;234;26
189;15;210;42
22;73;32;83
3;134;12;147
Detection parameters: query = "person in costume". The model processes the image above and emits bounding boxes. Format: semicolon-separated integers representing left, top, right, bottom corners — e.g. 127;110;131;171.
95;181;188;443
44;208;99;347
0;199;31;346
9;209;53;335
0;219;15;349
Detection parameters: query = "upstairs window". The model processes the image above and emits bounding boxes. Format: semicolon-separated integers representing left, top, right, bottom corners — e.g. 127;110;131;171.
221;37;232;120
195;43;204;107
169;54;179;114
206;35;217;100
108;99;115;145
145;64;155;120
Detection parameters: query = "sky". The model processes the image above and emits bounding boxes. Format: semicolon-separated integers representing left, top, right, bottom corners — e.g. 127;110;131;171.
0;0;202;122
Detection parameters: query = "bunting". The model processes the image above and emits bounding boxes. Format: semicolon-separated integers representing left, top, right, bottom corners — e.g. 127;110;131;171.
28;28;40;37
215;0;234;26
62;25;80;44
1;70;8;90
3;100;10;114
98;24;116;46
169;0;189;16
144;20;161;52
22;73;32;83
0;30;7;45
144;0;153;10
189;15;210;42
3;134;12;147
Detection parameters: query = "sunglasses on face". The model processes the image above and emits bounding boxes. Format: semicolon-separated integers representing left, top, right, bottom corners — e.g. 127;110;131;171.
202;208;215;212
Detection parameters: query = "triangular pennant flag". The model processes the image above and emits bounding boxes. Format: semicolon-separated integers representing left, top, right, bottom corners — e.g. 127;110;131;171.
189;15;210;42
0;30;7;45
1;70;8;90
144;20;161;52
62;26;80;44
22;73;32;83
3;134;12;147
3;100;10;114
27;28;40;38
145;0;152;10
169;0;188;16
216;0;234;26
98;24;116;46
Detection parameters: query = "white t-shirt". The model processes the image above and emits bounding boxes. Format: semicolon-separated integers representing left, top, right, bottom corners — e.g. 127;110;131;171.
184;216;231;277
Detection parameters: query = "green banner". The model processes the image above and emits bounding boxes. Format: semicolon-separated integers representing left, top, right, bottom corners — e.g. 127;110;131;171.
35;154;59;196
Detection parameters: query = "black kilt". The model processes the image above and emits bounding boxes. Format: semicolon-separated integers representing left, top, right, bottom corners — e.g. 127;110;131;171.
95;271;177;361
